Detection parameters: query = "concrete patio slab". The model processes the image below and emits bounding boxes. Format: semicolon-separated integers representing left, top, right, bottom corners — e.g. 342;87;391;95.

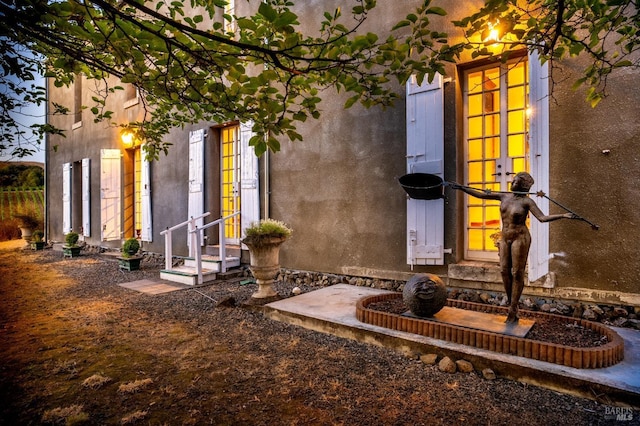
264;284;640;408
119;279;188;294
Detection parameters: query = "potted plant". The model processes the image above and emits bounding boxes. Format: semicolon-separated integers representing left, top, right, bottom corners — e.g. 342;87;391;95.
63;231;81;258
14;210;39;242
241;219;292;299
31;230;45;250
117;237;142;271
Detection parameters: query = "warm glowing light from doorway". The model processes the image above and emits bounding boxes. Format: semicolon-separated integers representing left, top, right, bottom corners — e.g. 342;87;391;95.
121;131;135;148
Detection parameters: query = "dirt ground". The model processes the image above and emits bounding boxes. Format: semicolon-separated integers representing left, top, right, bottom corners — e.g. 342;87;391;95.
0;241;638;425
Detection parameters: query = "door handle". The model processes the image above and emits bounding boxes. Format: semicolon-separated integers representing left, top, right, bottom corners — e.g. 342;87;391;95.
506;171;517;176
491;172;502;176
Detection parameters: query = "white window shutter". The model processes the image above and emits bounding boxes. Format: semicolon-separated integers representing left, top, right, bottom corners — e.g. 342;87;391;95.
239;121;260;236
141;151;152;242
528;51;551;283
62;163;72;234
100;149;121;241
188;129;205;247
81;158;90;237
406;74;445;266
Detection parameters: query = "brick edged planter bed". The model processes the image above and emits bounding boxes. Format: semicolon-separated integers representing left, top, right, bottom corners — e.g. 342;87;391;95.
356;293;625;369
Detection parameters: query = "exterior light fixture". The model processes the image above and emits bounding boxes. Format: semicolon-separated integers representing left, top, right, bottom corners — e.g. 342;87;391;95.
121;130;135;148
483;21;501;44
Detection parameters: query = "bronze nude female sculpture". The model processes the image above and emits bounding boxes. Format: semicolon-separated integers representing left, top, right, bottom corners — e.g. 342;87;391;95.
451;172;577;323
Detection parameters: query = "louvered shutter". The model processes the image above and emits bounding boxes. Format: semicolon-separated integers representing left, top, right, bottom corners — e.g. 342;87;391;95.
239;121;260;236
100;149;121;241
406;74;445;266
528;51;550;282
62;163;71;234
81;158;90;237
141;150;152;242
188;129;205;247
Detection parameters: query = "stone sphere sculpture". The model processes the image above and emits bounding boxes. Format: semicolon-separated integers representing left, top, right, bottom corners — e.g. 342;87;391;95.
402;273;447;317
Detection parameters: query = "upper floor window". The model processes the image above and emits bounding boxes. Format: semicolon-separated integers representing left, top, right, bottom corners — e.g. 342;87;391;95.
73;74;82;125
124;84;139;108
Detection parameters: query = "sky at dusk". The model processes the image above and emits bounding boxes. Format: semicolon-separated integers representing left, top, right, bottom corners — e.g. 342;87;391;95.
1;69;46;164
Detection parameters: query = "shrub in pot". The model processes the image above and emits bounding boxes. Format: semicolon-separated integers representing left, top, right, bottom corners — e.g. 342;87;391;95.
118;238;142;271
63;231;81;258
31;230;45;250
122;238;140;258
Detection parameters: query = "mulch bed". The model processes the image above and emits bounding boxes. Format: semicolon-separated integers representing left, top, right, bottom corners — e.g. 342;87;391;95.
367;298;608;348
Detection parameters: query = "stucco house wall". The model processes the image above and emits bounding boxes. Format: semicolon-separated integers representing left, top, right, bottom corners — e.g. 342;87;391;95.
45;0;640;306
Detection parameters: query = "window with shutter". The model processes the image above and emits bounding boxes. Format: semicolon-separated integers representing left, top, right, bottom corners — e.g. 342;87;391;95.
460;53;550;284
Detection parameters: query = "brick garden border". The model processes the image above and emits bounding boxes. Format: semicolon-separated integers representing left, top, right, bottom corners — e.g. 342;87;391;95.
356;293;625;369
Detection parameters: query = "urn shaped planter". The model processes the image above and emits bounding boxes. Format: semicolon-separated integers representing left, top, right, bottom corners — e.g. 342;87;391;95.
20;227;34;242
244;237;286;298
241;219;292;300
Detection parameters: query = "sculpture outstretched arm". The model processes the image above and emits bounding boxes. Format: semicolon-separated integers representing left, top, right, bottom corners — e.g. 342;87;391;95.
450;183;502;200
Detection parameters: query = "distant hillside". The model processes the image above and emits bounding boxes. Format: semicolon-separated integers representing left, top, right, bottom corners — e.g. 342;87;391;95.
0;161;44;169
0;163;44;188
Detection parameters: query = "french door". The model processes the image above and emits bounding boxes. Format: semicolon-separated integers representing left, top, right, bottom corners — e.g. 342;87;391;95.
463;58;530;260
221;126;241;244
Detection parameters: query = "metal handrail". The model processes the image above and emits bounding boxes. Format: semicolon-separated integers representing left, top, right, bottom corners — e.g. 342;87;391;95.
160;212;211;272
160;211;211;235
162;211;240;285
188;211;241;282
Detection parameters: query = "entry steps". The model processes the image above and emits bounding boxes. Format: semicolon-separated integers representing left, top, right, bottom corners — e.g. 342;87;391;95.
160;254;241;286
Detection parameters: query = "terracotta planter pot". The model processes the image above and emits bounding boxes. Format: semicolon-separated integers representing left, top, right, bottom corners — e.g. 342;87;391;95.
244;237;286;299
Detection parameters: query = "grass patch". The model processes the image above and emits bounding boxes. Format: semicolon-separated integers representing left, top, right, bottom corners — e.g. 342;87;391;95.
118;378;153;394
82;374;112;389
121;410;148;424
42;405;89;425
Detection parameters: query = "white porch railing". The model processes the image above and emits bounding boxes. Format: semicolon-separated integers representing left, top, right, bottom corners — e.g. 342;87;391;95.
160;211;241;285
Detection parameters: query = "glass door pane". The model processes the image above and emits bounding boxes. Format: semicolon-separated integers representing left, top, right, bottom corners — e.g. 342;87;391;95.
463;59;530;260
221;126;241;243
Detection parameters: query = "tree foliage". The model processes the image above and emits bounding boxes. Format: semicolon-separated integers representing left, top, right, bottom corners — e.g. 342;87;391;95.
1;0;638;158
453;0;640;107
0;164;44;187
